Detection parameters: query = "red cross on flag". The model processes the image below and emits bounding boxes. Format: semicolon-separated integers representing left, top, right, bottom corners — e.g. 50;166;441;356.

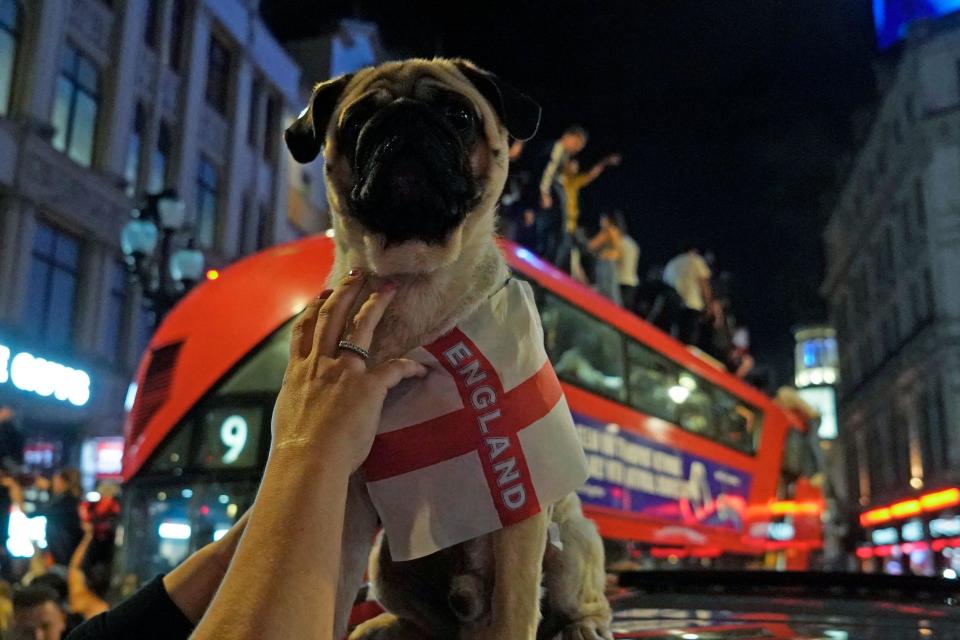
362;278;589;561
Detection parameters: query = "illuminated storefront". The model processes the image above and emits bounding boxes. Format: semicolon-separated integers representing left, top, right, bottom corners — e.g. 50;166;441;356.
0;334;114;478
856;488;960;578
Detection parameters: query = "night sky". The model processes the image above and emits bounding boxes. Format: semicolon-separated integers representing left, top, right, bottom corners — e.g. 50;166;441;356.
262;1;881;385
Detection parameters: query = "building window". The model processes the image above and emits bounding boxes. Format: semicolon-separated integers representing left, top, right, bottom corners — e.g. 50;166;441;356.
103;260;128;358
135;302;155;358
889;409;911;487
867;422;888;496
144;0;160;49
125;103;147;196
891;302;901;343
196;156;219;248
881;316;895;355
256;203;270;250
52;44;99;166
920;379;949;476
148;120;171;193
263;93;278;161
923;269;936;321
247;80;261;146
882;226;895;273
24;222;80;347
914;177;926;229
0;0;21;117
205;35;231;115
168;0;185;70
910;281;924;328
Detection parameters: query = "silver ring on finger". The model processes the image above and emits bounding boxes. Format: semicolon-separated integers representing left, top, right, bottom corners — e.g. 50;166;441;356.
337;340;370;361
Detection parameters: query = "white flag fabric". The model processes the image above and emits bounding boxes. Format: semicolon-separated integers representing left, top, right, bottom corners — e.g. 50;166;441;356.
361;278;589;561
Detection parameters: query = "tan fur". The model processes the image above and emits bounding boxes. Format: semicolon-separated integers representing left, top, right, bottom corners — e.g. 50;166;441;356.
310;58;610;640
323;59;510;362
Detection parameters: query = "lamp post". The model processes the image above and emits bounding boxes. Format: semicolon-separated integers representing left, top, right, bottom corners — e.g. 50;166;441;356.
121;189;205;326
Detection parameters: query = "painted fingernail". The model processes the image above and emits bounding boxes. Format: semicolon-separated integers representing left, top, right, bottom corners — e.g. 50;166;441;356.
348;268;362;277
378;280;397;293
316;289;333;300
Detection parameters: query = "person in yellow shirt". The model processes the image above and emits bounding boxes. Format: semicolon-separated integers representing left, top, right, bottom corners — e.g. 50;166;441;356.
560;153;621;277
588;213;624;304
560;153;621;235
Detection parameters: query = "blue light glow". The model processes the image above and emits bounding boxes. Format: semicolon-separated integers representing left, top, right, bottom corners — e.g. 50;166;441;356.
874;0;960;49
0;340;91;407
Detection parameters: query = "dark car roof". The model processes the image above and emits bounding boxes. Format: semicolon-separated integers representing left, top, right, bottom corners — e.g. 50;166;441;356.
610;571;960;639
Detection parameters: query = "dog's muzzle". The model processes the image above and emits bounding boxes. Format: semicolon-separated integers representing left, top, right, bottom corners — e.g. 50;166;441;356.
349;99;479;245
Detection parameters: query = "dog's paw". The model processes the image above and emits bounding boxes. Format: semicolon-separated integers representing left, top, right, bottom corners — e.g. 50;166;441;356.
558;618;613;640
348;613;399;640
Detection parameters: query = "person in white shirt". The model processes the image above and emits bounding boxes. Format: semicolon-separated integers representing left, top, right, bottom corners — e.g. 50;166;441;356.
615;212;640;309
662;240;712;344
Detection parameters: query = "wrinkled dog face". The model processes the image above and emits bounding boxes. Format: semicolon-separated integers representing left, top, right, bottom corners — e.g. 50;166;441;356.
285;59;540;276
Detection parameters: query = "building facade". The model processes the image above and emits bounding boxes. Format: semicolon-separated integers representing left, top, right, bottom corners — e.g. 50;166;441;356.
0;0;309;476
821;15;960;574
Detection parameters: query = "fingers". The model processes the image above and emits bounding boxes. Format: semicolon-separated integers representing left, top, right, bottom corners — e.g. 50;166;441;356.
338;281;397;363
290;290;333;360
313;270;367;358
370;358;429;391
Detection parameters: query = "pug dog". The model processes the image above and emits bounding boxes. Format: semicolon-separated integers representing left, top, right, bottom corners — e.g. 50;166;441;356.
284;58;612;640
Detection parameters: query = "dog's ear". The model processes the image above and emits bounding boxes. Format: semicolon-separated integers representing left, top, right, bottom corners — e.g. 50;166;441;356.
453;61;541;142
284;74;354;164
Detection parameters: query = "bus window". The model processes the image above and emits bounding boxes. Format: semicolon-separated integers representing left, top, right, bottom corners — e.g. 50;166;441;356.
144;419;193;473
711;389;759;454
141;319;295;475
625;339;712;437
624;339;679;422
782;428;817;480
218;320;293;394
540;292;626;402
626;338;760;454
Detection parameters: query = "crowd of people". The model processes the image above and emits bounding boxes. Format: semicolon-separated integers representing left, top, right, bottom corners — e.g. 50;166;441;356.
502;126;754;380
0;411;121;639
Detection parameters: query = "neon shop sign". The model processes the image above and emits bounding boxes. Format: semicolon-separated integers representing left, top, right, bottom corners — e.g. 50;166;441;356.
0;342;91;407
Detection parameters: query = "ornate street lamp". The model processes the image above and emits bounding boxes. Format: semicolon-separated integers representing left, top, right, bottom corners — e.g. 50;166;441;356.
121;189;205;326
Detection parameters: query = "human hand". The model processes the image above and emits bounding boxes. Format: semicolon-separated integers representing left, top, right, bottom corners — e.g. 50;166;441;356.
0;475;22;504
541;192;553;209
271;271;428;472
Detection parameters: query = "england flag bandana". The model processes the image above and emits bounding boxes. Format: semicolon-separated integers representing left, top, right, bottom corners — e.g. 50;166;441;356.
361;278;589;561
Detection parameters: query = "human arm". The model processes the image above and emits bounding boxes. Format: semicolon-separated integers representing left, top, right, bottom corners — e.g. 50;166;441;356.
539;142;565;207
699;277;713;309
0;474;24;510
587;227;609;252
68;522;109;619
579;153;621;187
696;256;713;308
65;510;252;639
192;273;427;640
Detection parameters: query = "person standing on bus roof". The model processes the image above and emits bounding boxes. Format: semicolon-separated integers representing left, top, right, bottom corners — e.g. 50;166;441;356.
537;126;589;269
588;213;623;304
614;211;640;309
662;239;713;345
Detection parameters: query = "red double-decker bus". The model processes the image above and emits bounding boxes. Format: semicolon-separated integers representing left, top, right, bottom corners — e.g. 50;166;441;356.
113;234;822;590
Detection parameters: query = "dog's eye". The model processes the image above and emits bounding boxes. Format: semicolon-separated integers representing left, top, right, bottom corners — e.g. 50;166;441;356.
444;105;474;132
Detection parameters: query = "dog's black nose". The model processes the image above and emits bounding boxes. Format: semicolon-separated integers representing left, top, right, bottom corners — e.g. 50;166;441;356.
349;99;479;245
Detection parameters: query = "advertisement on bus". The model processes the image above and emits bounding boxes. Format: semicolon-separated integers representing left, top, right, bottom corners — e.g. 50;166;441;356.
575;413;751;532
